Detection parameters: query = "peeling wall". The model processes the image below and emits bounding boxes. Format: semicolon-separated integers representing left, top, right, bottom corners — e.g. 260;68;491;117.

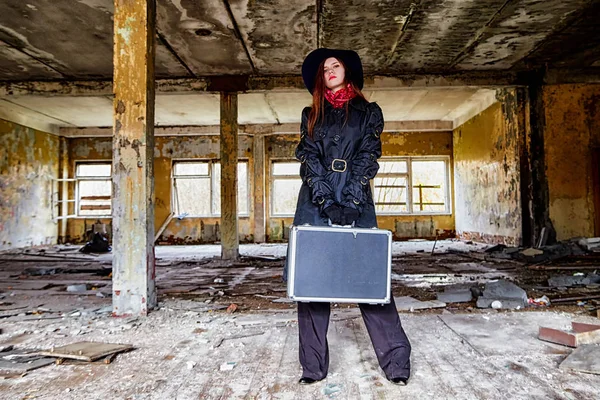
67;135;254;244
543;84;600;240
0;118;59;250
266;131;455;241
453;95;522;246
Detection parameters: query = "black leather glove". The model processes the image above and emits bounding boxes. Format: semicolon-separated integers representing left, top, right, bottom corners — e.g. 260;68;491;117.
324;204;343;225
342;207;360;226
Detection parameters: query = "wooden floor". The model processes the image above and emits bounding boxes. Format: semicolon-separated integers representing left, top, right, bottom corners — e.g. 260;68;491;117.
1;306;599;399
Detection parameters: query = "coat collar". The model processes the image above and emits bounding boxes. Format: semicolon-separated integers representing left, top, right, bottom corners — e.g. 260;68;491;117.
323;96;368;112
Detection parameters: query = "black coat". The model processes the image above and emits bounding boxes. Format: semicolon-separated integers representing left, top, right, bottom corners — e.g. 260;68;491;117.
292;97;383;229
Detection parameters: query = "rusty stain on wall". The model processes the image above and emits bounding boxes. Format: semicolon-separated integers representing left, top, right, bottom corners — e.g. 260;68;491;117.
0;118;59;250
453;96;522;246
543;84;600;240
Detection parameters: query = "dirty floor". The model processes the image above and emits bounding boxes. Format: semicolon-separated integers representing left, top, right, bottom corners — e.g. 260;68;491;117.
0;240;599;399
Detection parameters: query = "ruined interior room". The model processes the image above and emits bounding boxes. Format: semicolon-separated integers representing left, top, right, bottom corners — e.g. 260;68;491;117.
1;0;600;398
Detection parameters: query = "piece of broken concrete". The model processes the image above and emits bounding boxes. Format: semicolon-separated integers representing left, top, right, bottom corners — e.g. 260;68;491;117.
476;279;528;309
521;248;544;257
548;274;600;288
559;344;600;374
219;361;236;371
395;296;446;311
436;287;473;304
66;284;89;292
577;237;600;252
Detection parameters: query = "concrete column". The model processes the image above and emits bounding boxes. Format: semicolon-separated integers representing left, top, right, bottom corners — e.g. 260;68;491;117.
527;70;556;246
220;92;239;259
253;135;266;243
112;0;157;316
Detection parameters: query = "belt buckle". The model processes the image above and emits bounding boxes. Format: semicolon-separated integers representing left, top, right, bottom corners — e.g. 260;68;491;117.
331;158;347;172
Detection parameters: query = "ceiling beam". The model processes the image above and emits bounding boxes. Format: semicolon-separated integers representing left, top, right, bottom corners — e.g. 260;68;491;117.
59;120;453;138
0;72;527;97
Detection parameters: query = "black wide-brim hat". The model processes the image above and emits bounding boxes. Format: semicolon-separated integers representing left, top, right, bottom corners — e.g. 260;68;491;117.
302;48;364;94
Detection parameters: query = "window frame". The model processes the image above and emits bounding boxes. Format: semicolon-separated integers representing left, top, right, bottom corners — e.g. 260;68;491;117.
171;159;250;218
375;156;451;216
270;159;302;217
74;161;113;218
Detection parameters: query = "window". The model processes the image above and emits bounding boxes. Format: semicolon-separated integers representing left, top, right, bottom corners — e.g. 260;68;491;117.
75;163;112;216
374;157;450;214
172;161;248;217
271;161;302;216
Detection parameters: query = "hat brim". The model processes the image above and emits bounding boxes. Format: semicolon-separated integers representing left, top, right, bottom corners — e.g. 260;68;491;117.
302;48;364;94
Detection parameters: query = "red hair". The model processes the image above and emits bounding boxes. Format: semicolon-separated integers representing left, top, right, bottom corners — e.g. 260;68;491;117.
307;58;366;138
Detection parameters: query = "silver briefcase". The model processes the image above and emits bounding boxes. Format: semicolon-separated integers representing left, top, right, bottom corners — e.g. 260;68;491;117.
287;224;392;304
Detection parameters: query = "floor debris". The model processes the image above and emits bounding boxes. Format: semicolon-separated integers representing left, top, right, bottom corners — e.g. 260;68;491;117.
538;322;600;347
40;342;134;362
559;344;600;375
0;348;55;375
394;296;446;311
476;279;528;309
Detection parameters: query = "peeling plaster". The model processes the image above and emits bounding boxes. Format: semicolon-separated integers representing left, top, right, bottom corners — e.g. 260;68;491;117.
543;84;600;240
453;99;521;245
0;119;59;250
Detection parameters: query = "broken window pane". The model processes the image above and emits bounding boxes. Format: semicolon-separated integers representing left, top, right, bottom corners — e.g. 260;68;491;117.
374;175;408;213
75;163;112;216
273;162;300;176
76;163;111;177
271;161;301;216
378;160;407;174
173;162;209;176
411;160;447;212
173;161;248;217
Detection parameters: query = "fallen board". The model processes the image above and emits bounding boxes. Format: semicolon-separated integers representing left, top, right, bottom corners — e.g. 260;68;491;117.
559;344;600;375
40;342;134;362
0;349;55;374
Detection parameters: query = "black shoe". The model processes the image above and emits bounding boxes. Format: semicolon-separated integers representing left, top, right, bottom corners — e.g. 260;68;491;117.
389;377;408;386
298;377;322;385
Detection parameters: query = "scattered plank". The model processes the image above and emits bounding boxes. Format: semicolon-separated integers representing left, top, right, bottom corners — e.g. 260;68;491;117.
550;295;600;303
40;342;134;362
0;349;55;374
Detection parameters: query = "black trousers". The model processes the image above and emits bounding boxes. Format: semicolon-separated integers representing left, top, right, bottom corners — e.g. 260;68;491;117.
297;297;411;380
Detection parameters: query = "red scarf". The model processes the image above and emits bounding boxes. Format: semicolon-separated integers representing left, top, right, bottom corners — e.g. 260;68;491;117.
324;84;357;109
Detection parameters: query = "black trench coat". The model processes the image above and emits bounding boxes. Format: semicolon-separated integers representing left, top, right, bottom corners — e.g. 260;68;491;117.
292;96;383;229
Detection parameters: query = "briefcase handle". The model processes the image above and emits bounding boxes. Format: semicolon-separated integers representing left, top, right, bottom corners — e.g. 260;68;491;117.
328;219;355;228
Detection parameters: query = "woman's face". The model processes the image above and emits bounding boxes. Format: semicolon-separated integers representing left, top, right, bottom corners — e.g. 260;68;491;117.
323;57;345;92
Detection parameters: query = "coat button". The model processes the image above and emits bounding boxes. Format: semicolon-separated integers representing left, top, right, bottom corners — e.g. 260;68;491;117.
334;135;340;142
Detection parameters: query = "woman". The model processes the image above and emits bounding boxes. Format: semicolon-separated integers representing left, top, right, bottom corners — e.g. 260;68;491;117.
289;48;411;386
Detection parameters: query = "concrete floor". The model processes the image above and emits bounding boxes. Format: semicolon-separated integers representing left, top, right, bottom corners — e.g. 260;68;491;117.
1;241;599;399
1;305;599;399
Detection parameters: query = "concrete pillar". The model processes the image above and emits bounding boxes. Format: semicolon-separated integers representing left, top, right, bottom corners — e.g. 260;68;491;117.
527;70;556;246
253;135;266;243
220;92;240;259
112;0;157;316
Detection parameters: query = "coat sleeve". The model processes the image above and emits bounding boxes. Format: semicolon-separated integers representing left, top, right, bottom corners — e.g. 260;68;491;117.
295;106;336;212
341;102;383;213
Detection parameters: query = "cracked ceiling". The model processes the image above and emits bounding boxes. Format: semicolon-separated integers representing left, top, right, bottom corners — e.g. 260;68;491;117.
1;0;599;81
